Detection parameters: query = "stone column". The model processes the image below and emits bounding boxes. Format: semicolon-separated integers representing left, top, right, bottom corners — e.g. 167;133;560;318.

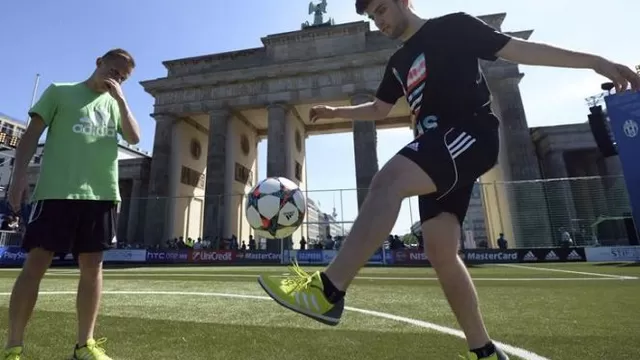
493;74;552;246
127;178;142;243
543;151;576;244
496;77;542;180
266;103;291;178
144;115;178;246
203;109;230;243
351;94;379;210
266;103;294;251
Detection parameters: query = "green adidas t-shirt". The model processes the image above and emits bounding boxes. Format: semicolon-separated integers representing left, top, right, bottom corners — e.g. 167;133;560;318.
29;82;123;201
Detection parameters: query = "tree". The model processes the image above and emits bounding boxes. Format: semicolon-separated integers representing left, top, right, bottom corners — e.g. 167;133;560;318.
401;233;418;246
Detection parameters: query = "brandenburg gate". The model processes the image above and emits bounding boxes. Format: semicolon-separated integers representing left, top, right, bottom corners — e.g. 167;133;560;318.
139;12;551;249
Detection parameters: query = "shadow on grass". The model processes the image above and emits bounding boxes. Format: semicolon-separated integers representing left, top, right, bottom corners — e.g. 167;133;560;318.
592;262;640;268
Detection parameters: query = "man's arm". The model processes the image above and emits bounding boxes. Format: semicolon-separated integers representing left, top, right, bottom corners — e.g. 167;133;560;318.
116;98;141;145
496;38;640;92
496;38;600;69
310;61;402;122
331;59;403;121
333;99;395;121
10;116;47;187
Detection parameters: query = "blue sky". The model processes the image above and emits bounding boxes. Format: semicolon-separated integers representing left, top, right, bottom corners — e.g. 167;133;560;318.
1;0;637;235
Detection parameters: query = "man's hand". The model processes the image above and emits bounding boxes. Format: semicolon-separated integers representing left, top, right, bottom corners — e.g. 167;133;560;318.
309;105;337;123
105;78;126;102
7;173;26;214
593;59;640;93
106;78;141;144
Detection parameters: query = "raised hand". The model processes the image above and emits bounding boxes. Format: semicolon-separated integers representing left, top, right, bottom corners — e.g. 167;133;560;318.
594;59;640;93
309;105;337;123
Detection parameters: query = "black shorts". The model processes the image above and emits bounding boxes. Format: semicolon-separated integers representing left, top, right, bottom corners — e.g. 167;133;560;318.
397;115;499;225
22;200;117;255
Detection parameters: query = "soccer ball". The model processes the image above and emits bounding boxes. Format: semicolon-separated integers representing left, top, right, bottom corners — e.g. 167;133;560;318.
245;177;306;239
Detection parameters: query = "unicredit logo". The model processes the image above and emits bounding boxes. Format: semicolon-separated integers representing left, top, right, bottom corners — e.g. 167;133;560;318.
192;251;233;262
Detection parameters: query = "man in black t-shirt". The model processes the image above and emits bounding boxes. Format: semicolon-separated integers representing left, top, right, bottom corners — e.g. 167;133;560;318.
257;1;640;359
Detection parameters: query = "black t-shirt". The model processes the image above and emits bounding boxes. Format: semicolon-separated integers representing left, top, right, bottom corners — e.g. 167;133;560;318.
375;12;512;137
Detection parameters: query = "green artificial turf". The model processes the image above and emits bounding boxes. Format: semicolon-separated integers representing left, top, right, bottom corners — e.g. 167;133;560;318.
0;263;638;359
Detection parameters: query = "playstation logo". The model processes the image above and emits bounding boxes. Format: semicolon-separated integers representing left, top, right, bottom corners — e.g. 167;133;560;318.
623;119;638;138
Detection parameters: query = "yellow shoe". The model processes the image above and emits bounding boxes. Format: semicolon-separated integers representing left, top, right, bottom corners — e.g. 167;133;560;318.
2;346;22;360
258;261;344;326
73;338;112;360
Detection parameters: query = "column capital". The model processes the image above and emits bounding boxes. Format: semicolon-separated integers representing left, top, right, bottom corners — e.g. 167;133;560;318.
350;93;374;105
150;112;179;123
267;102;290;113
208;107;231;119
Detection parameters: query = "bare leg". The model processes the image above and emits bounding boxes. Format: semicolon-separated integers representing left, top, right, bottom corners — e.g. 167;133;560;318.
423;213;490;349
5;248;53;348
76;252;104;346
323;155;436;290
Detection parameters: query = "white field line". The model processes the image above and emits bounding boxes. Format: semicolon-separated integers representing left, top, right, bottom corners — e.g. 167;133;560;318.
37;271;636;281
499;264;638;280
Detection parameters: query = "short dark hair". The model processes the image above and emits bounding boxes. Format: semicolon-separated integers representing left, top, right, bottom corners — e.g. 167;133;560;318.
102;48;136;69
355;0;372;15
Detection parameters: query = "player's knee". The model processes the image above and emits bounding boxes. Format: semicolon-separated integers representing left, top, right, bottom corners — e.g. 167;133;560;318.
77;252;104;276
22;248;53;279
422;213;461;265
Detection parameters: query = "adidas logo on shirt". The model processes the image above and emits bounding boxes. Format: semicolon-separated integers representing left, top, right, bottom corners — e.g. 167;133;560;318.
545;251;559;261
523;251;538;261
566;250;583;261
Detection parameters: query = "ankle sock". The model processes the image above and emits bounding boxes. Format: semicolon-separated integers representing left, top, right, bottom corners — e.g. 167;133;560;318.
320;272;345;303
470;342;497;359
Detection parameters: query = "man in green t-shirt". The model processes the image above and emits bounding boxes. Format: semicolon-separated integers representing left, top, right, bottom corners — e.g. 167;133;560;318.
3;49;141;360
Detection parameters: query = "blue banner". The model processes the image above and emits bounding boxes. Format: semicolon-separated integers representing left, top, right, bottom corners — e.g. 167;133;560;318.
295;250;324;264
285;249;391;265
0;246;26;265
604;91;640;236
367;249;390;265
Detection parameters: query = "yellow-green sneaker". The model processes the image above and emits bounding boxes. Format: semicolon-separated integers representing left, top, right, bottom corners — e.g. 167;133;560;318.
258;261;344;326
73;338;112;360
2;346;22;360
